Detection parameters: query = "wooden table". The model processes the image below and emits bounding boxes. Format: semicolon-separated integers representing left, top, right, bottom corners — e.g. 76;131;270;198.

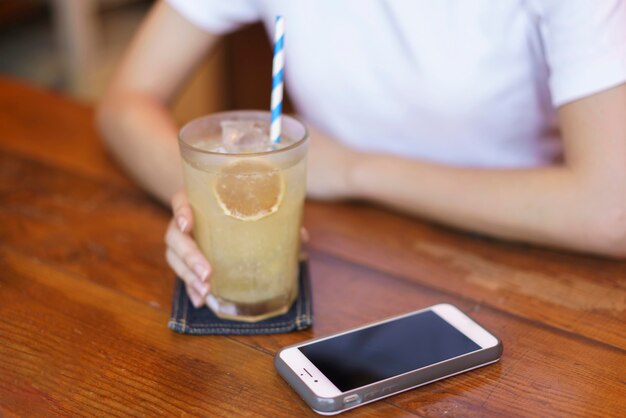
0;77;624;417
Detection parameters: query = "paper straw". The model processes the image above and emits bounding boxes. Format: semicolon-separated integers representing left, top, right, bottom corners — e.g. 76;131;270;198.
270;16;284;144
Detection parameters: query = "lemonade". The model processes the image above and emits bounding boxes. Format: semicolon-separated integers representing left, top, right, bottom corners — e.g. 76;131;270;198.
178;112;308;321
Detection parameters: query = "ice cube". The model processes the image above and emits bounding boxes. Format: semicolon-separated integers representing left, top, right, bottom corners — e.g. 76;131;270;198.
221;120;271;153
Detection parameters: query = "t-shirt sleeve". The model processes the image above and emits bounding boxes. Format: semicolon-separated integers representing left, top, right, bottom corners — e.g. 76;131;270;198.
528;0;626;107
166;0;261;34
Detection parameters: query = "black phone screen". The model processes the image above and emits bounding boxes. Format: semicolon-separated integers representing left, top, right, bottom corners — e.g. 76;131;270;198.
299;310;481;392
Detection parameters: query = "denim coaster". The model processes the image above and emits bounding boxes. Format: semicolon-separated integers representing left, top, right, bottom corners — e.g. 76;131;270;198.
168;261;313;335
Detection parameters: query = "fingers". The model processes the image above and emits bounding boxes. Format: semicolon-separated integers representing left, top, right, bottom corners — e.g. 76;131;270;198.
186;283;205;308
171;191;194;233
167;192;212;309
165;214;212;309
165;219;211;281
166;247;209;307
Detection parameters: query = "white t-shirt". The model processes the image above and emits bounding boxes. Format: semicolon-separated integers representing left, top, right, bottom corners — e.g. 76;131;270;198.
167;0;626;168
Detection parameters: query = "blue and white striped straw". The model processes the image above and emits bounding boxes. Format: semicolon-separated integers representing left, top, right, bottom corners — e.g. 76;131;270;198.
270;16;285;144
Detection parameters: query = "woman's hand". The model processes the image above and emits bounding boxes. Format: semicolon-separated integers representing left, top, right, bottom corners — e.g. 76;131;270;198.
165;192;212;308
306;127;361;201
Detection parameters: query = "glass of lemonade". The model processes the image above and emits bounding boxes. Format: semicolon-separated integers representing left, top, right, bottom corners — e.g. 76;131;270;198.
178;111;308;322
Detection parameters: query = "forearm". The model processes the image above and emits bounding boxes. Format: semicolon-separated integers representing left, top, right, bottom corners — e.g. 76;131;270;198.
351;154;625;256
97;92;182;205
95;0;221;205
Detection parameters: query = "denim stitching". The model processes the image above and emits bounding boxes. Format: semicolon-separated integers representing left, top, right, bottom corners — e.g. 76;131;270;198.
168;283;178;329
170;281;183;331
168;283;186;332
168;320;296;333
181;283;189;333
297;265;312;330
305;266;312;328
169;262;312;335
182;326;294;334
183;273;304;328
172;298;311;331
296;269;303;329
188;320;297;328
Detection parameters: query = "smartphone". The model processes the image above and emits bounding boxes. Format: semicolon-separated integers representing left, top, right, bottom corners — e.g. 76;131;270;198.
275;303;502;415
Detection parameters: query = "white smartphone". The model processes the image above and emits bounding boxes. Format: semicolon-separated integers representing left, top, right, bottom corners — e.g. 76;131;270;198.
275;303;502;415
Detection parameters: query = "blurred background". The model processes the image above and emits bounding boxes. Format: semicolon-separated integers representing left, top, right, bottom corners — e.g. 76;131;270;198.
0;0;289;123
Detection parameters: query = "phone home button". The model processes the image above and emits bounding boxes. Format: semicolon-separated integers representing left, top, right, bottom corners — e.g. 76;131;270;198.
343;394;359;405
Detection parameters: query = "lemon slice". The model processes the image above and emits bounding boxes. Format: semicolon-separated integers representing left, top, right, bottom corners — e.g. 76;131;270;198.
214;159;284;221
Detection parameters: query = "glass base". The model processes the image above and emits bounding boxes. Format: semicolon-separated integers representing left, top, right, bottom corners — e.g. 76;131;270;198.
206;291;296;322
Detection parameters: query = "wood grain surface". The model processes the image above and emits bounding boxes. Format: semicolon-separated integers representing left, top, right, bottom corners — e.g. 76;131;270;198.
0;77;624;417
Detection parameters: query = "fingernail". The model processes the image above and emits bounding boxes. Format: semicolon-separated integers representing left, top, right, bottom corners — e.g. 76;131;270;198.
300;227;310;243
188;290;203;308
194;263;209;281
177;215;188;232
192;279;210;297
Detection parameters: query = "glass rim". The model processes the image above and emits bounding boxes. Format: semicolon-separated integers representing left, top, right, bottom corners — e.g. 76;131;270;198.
178;110;309;157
